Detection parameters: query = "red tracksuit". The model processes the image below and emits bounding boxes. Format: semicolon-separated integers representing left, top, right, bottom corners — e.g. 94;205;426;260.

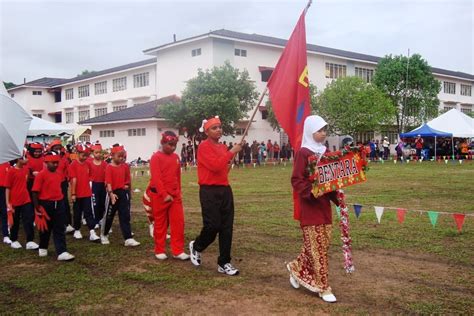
149;151;184;255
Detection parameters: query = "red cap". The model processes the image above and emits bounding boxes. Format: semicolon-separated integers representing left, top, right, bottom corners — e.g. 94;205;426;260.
91;143;102;151
161;133;179;144
44;152;61;162
29;142;43;150
75;144;90;154
110;145;125;154
199;116;221;132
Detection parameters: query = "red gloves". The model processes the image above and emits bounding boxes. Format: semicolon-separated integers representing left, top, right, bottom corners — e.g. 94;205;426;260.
34;206;51;232
7;206;14;228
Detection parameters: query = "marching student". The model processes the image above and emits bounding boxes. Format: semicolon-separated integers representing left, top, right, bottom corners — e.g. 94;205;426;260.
101;144;140;247
0;162;11;244
69;144;100;241
5;151;39;250
149;131;189;260
189;116;242;276
26;142;44;199
288;115;339;303
32;152;75;261
88;143;107;227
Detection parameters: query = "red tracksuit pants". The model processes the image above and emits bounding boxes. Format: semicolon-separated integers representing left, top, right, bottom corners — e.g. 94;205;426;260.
152;195;185;256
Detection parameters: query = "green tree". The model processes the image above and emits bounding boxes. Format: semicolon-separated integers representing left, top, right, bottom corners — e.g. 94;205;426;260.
77;70;96;77
373;54;441;133
3;82;16;89
313;76;395;136
161;61;259;137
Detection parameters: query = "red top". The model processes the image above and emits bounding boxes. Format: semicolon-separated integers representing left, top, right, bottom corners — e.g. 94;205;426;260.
69;160;92;198
5;166;30;207
26;155;44;180
291;147;338;227
32;169;64;201
88;160;107;183
57;156;69;181
415;138;424;149
197;139;233;186
0;162;10;187
149;151;181;198
105;163;131;191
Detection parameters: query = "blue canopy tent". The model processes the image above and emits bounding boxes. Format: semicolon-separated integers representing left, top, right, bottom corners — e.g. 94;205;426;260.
399;124;453;159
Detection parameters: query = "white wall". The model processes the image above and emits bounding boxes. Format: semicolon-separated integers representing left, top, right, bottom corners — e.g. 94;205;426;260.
10;87;57;122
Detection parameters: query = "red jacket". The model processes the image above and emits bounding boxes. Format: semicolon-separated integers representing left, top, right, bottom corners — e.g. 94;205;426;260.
149;151;181;198
197;139;233;186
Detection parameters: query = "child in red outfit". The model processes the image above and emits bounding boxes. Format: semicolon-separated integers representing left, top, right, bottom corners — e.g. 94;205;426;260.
5;152;39;250
26;142;44;199
149;131;189;261
69;144;100;242
0;162;11;244
88;143;107;227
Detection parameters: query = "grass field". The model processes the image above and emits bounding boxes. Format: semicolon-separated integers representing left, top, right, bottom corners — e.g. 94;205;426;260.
0;161;473;314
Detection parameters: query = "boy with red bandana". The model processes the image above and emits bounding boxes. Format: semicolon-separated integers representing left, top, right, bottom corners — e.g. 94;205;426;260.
26;142;44;199
88;143;107;227
149;131;189;260
0;162;11;244
189;116;242;275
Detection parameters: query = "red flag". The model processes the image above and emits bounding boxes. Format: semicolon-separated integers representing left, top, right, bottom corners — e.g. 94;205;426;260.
397;208;407;224
267;10;311;150
453;213;466;233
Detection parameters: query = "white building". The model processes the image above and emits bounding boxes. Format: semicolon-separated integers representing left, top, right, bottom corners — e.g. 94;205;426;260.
7;29;474;159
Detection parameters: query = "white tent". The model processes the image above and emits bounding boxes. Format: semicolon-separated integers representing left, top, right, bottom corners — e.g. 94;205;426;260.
28;116;74;137
427;109;474;138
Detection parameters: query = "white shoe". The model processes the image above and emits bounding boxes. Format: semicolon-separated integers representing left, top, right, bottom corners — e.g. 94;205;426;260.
149;223;154;238
173;253;190;260
10;241;22;249
155;253;168;260
217;263;240;276
166;234;171;240
94;224;99;230
3;236;12;244
319;290;337;303
57;252;75;261
82;218;86;225
286;263;300;289
124;238;140;247
100;235;110;245
73;230;83;239
89;230;100;242
189;241;201;266
26;241;39;250
38;248;48;257
65;225;75;234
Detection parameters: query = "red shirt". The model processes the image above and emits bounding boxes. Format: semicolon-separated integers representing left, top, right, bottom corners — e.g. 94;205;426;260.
88;160;107;183
5;166;30;207
69;160;92;198
291;147;338;227
0;162;10;187
57;156;69;181
197;139;233;186
105;163;131;191
26;155;44;180
32;169;64;201
149;151;181;198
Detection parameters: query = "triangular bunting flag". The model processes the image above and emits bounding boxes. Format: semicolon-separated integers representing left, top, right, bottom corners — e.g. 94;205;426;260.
428;211;439;227
453;213;466;233
374;206;384;223
353;204;362;218
335;206;341;219
397;208;407;224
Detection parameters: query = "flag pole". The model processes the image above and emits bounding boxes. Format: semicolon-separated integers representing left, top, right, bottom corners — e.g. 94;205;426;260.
238;86;268;144
304;0;312;13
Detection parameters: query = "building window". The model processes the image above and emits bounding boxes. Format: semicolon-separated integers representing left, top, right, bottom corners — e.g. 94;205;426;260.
355;67;374;83
65;111;74;124
127;128;146;136
234;128;248;136
78;85;90;98
78;109;90;122
113;77;127;92
191;48;201;57
94;107;107;117
353;131;375;144
461;84;472;96
461;105;472;114
99;130;115;138
325;63;346;79
94;81;107;95
32;113;42;118
65;88;74;100
113;105;127;112
32;90;42;96
261;109;268;120
443;104;455;111
79;135;90;143
133;72;149;88
235;48;247;57
443;81;456;94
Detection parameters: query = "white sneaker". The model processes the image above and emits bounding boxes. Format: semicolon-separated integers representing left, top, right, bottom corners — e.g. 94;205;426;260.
217;263;240;276
173;253;190;261
100;235;110;245
38;248;48;257
155;253;168;260
73;230;83;239
148;223;154;238
57;252;75;261
124;238;140;247
89;230;100;242
82;218;87;225
26;241;39;250
94;224;99;230
189;241;201;266
319;290;337;303
3;236;12;244
65;225;75;233
10;241;22;249
286;263;300;289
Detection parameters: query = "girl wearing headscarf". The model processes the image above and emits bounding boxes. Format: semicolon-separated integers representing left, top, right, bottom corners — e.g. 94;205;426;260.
288;115;339;303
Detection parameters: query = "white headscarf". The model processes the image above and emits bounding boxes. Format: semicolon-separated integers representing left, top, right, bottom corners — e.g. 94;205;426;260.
301;115;328;156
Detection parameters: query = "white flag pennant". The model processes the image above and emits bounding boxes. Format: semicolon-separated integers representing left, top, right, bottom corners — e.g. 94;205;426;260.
374;206;384;223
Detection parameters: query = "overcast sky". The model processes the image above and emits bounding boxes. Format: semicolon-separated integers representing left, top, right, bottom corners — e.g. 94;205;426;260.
0;0;472;84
